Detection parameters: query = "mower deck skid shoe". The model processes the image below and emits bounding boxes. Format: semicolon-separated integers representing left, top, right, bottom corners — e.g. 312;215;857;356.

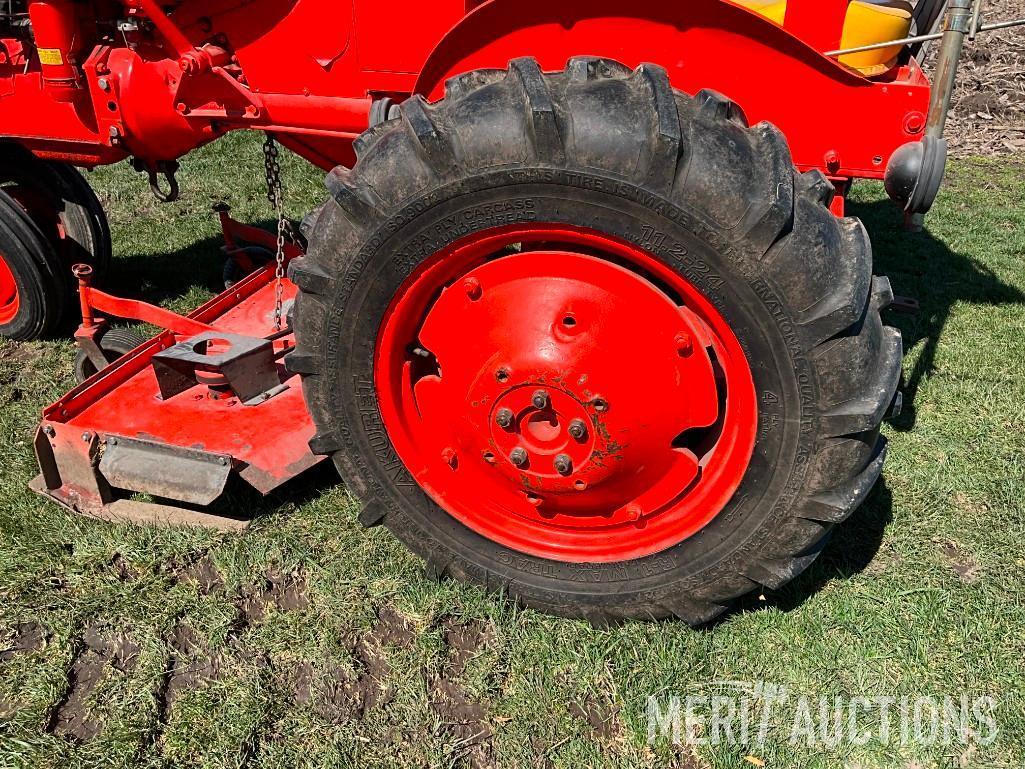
31;265;326;530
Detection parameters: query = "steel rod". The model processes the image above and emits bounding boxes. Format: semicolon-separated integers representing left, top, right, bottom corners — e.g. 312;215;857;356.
824;17;1025;56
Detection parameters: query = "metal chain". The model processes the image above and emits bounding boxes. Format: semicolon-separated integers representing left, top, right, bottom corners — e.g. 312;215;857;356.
263;135;287;331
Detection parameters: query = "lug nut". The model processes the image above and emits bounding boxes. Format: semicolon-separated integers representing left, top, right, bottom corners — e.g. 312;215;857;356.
509;447;528;467
567;419;587;441
554;454;573;476
531;389;549;409
495;408;514;429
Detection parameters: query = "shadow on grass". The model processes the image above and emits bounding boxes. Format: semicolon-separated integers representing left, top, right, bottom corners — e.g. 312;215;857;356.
207;461;343;523
714;201;1025;624
726;480;895;623
849;199;1025;431
99;217;279;308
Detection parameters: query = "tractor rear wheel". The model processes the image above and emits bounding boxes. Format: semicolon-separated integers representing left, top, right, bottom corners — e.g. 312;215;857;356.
290;58;901;623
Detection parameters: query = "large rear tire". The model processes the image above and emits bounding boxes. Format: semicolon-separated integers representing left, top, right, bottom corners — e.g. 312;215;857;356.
290;59;901;624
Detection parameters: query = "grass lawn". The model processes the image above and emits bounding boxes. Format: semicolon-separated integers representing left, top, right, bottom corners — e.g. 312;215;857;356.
1;133;1024;768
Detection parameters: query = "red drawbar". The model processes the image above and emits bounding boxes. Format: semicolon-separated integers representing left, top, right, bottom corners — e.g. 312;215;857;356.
0;254;18;325
375;225;757;563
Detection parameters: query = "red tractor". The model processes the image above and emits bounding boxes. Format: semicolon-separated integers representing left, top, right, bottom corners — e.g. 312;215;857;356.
2;0;1002;621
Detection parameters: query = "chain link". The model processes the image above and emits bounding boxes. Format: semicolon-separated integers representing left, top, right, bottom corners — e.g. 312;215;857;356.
263;135;287;332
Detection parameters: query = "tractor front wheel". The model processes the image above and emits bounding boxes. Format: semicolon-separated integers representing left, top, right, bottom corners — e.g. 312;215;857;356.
0;145;113;340
290;58;901;623
0;189;66;341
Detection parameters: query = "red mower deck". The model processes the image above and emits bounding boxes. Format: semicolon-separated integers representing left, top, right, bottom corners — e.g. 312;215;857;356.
32;263;323;530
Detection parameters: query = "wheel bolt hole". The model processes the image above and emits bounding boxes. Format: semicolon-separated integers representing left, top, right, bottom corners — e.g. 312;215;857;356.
573;479;587;491
562;315;576;327
496;368;510;383
592;397;608;413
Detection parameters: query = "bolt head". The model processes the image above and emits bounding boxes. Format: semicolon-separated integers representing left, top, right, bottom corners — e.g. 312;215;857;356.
495;408;514;429
509;447;528;467
81;432;91;442
554;454;572;476
98;77;110;92
43;425;55;438
531;389;549;409
567;419;587;441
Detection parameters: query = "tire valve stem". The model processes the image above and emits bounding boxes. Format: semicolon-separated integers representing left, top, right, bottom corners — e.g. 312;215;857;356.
675;332;693;357
625;503;643;524
510;447;528;467
441;447;457;468
463;277;482;300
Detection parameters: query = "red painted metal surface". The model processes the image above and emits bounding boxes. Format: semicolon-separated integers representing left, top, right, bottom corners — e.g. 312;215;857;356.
375;224;757;562
38;263;324;513
0;253;18;325
0;0;930;180
413;0;931;179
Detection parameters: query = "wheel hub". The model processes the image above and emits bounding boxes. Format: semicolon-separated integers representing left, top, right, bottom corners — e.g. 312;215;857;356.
376;226;756;562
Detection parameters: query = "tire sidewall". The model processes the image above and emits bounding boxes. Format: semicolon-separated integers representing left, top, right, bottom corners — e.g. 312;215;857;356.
311;169;817;605
0;215;55;341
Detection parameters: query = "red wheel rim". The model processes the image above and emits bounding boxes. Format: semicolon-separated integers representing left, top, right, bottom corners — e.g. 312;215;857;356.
0;254;19;326
375;224;757;563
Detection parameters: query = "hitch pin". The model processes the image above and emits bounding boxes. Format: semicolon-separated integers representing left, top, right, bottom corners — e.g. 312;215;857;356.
72;263;95;329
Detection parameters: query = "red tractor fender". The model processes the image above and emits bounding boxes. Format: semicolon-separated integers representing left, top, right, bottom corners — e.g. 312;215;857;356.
413;0;931;179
